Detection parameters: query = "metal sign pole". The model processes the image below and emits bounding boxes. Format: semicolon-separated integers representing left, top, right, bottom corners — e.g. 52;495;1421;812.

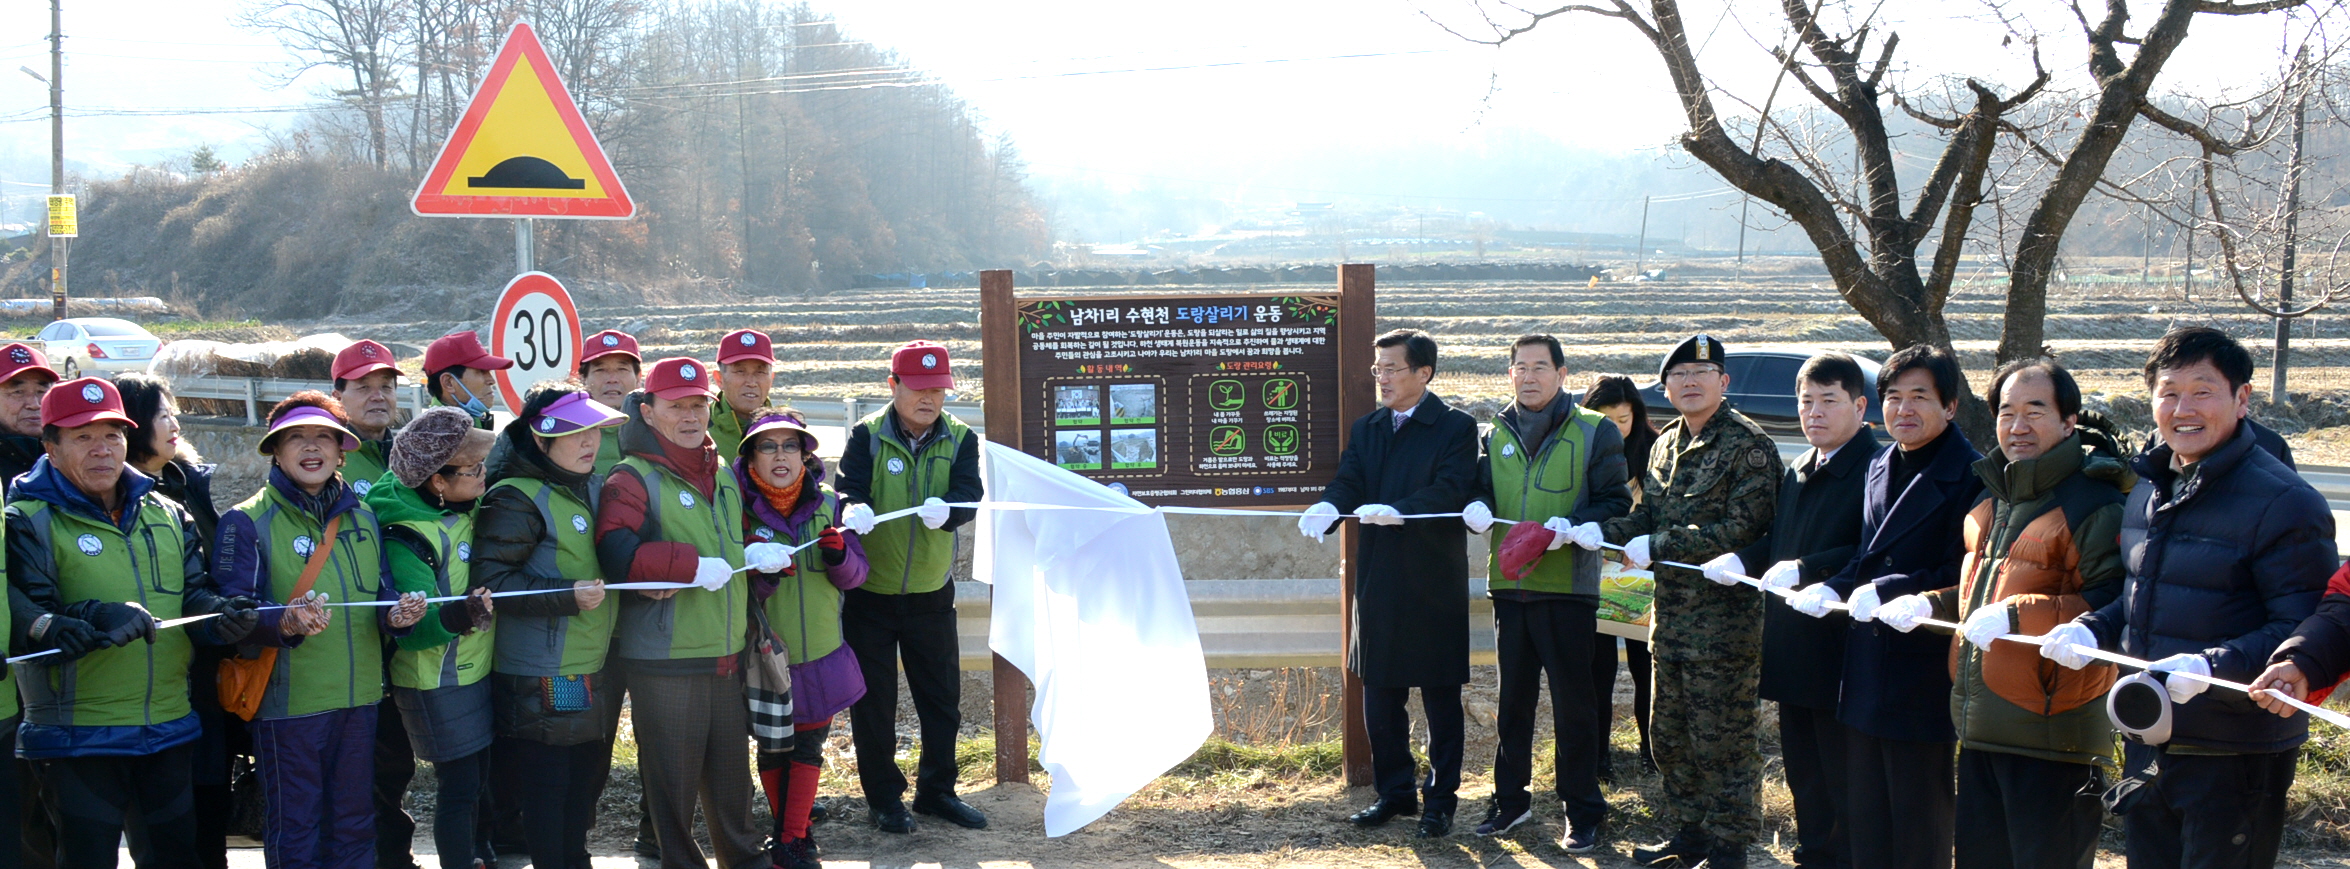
516;218;535;274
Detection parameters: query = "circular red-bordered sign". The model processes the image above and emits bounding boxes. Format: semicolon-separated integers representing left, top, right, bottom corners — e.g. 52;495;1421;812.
489;272;584;414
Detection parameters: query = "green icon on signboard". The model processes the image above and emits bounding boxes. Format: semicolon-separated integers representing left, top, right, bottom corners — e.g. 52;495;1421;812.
1209;379;1246;411
1262;379;1298;410
1209;426;1246;455
1265;425;1299;455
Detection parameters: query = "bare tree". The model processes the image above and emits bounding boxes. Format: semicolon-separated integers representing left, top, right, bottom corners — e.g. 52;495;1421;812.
244;0;412;170
1426;0;2338;431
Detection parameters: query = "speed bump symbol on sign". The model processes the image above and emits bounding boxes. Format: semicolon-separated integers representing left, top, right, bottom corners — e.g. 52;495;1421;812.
411;22;633;219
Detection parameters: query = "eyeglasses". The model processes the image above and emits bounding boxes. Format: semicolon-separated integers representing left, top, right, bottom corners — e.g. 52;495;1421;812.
1664;366;1723;383
438;463;486;480
1369;365;1419;380
751;440;804;456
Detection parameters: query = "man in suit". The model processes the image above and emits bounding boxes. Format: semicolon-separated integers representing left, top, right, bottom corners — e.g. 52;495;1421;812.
1788;344;1984;869
1299;328;1480;838
1707;352;1879;869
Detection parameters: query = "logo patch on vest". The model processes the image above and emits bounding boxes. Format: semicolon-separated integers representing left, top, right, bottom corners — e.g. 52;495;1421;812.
572;515;589;534
352;479;374;496
292;535;316;558
456;542;472;563
1500;443;1515;457
886;457;905;475
678;490;696;509
753;526;775;541
75;534;101;556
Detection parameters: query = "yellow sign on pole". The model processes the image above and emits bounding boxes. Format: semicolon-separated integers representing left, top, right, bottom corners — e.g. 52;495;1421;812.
45;195;75;238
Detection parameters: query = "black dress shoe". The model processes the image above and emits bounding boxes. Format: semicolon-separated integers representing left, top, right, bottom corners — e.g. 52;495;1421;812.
912;792;989;829
1414;810;1453;838
1633;829;1711;867
870;803;916;834
1559;817;1602;853
1347;799;1418;827
1701;844;1746;868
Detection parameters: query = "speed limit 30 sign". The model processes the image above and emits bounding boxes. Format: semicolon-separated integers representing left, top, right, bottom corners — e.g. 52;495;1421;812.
490;272;584;413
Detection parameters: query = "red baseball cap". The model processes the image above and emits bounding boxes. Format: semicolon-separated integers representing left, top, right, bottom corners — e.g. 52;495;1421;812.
643;357;716;401
581;330;641;367
43;377;132;430
423;330;513;374
890;341;953;391
0;343;57;386
333;340;400;383
717;329;774;365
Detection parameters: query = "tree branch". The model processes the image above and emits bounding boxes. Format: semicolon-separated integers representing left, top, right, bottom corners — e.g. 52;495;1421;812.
2197;0;2312;15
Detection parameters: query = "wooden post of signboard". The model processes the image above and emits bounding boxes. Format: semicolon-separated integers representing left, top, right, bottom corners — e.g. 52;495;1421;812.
1334;264;1377;787
978;268;1032;785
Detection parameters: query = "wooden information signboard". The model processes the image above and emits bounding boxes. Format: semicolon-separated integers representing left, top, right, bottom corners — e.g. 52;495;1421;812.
979;266;1379;786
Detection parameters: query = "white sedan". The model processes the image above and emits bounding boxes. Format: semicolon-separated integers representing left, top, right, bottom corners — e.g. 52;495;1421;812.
35;317;161;377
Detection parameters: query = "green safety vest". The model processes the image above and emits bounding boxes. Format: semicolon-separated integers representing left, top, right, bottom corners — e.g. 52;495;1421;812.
613;457;747;661
10;496;190;727
386;511;491;690
0;506;11;723
487;477;613;677
226;487;388;719
710;404;749;465
857;409;968;596
344;439;390;500
1486;405;1604;596
750;491;845;667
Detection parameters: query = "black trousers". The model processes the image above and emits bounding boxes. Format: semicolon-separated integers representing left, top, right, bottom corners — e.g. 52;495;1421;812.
0;716;20;869
1954;749;2101;869
373;700;418;869
30;744;198;869
1779;704;1849;869
498;735;612;869
1591;634;1653;770
1363;683;1464;816
843;584;964;807
2121;744;2297;869
1491;598;1606;827
1845;727;1954;869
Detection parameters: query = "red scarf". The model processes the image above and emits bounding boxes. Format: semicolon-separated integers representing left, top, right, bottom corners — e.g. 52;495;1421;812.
748;466;804;521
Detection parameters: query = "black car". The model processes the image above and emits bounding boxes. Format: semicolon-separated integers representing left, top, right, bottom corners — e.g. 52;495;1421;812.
1628;348;1886;433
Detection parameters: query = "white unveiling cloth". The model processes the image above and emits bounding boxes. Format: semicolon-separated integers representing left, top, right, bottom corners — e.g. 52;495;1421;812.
974;442;1212;836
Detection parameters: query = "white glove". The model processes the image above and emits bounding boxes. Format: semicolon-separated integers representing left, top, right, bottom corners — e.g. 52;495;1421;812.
1961;603;2010;649
1563;521;1604;551
1760;560;1802;590
1298;502;1340;542
842;502;878;536
743;542;792;574
1788;583;1842;618
917;496;951;530
2040;622;2099;670
1876;594;1934;633
1540;518;1574;551
1848;582;1883;622
1623;535;1651;569
2148;653;2214;703
1700;552;1745;587
691;557;734;591
1354;504;1405;526
1461;501;1494;534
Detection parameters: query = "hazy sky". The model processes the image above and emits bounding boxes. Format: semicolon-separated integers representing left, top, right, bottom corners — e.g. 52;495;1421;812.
0;0;2328;226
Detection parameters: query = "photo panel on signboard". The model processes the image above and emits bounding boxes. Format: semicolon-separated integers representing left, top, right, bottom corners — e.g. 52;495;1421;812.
1054;384;1101;427
1108;383;1157;425
1054;429;1102;470
1109;428;1159;470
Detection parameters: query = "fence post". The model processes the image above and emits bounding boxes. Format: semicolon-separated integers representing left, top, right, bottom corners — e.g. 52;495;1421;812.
243;379;259;427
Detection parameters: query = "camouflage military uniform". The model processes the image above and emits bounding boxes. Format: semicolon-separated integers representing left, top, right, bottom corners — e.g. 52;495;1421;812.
1603;405;1783;848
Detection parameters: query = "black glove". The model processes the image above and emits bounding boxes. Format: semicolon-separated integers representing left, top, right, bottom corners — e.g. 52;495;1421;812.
465;589;495;632
817;526;848;568
213;597;263;644
437;589;496;635
39;615;109;660
90;602;158;647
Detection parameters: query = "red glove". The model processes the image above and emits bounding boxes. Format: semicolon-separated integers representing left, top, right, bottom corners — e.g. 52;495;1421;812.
818;526;848;567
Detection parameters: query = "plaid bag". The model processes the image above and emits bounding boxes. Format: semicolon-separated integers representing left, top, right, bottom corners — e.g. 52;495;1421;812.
743;606;794;753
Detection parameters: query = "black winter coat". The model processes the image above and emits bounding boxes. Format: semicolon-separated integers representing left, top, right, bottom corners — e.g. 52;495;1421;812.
1316;391;1479;688
1740;427;1881;712
1827;424;1983;743
2081;422;2335;754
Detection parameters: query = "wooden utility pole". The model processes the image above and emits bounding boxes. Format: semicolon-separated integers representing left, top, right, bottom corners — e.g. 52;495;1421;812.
47;0;67;322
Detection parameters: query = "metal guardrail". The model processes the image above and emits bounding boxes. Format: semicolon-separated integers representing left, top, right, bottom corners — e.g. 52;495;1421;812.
774;394;987;436
945;578;1645;671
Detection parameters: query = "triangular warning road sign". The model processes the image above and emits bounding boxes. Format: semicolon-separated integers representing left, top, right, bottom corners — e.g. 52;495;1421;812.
412;22;633;219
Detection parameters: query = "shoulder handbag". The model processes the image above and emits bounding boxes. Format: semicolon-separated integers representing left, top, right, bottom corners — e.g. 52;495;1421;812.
743;604;795;752
217;514;341;721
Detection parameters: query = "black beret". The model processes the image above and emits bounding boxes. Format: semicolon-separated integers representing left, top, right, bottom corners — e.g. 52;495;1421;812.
1659;333;1728;380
